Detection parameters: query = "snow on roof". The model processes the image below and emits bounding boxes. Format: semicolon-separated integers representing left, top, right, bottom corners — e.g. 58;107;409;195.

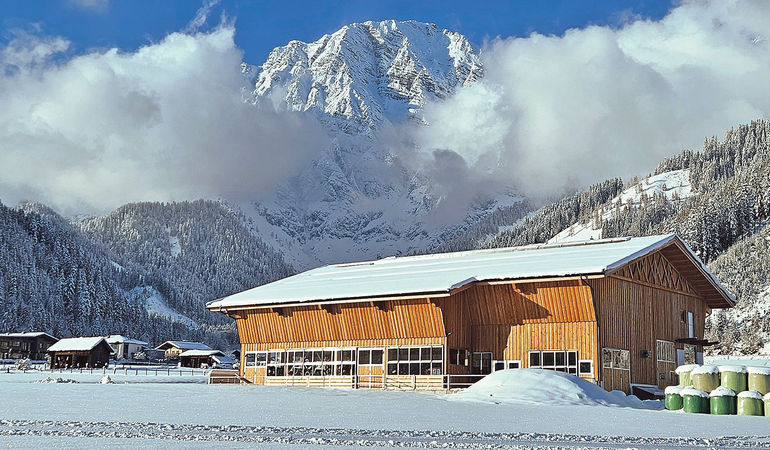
0;332;57;340
208;234;733;309
179;349;224;357
48;337;107;352
155;341;212;351
211;355;236;364
105;335;148;346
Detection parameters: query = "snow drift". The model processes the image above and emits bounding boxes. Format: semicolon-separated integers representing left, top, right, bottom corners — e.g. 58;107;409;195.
450;369;661;409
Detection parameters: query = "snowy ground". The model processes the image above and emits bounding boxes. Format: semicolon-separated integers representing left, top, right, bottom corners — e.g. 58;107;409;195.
2;371;770;448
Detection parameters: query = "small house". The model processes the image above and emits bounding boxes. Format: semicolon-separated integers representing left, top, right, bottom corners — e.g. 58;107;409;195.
179;349;233;368
155;341;212;359
207;234;734;392
0;332;58;361
48;337;113;368
105;335;148;360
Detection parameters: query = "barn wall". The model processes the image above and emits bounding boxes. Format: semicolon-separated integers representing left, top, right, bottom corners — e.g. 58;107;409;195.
441;280;598;378
593;273;708;389
235;298;446;344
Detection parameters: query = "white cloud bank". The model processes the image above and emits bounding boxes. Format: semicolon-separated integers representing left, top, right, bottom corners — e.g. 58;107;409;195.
409;0;770;202
0;27;326;213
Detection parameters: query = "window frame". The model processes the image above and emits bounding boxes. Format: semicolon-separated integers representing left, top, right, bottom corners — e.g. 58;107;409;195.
578;359;594;377
386;345;444;376
528;349;578;374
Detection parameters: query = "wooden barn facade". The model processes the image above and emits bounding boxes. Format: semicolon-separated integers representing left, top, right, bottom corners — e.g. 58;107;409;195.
207;235;734;392
47;337;112;369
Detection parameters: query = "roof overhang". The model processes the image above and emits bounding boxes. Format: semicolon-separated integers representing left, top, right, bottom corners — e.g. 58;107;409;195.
605;237;735;309
207;274;606;314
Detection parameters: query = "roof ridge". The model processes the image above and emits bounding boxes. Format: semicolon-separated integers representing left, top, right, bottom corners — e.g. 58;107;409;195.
331;235;656;269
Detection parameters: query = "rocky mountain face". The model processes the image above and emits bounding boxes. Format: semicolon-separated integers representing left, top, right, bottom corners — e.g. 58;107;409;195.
240;20;525;268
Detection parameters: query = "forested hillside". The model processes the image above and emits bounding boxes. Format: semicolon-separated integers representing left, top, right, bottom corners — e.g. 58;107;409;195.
0;201;150;339
78;200;292;326
0;200;293;350
476;120;770;355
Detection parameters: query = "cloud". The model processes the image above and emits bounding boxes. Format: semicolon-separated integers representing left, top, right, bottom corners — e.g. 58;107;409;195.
404;0;770;203
186;0;222;33
0;27;327;214
69;0;109;11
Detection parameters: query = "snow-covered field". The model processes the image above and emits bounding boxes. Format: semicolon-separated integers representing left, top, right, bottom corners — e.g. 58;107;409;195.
2;370;770;448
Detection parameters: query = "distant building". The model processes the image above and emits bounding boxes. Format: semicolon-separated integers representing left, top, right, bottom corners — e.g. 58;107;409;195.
179;349;234;368
105;335;148;360
0;332;58;361
155;341;212;359
48;337;113;368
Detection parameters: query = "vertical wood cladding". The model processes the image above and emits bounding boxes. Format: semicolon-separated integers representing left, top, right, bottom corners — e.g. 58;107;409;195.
235;298;446;346
442;280;598;378
594;275;707;387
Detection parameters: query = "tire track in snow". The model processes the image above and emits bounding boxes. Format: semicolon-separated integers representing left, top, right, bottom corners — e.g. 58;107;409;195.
1;419;769;448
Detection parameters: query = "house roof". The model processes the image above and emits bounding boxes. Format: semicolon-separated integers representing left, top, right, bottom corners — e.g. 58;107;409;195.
207;234;735;310
179;349;225;357
48;337;107;352
211;355;236;364
105;335;148;346
155;341;212;351
0;332;58;341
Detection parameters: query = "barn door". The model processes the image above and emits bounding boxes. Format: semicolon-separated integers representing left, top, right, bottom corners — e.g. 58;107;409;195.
602;348;631;393
655;340;676;389
357;348;384;388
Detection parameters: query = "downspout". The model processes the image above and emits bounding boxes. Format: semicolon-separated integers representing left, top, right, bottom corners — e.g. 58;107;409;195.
580;275;601;387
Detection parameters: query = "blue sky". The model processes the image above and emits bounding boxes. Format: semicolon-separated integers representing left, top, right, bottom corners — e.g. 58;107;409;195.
1;0;673;63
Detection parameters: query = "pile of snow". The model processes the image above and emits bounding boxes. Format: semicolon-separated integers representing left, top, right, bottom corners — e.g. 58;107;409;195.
35;377;78;384
99;375;114;384
449;369;661;409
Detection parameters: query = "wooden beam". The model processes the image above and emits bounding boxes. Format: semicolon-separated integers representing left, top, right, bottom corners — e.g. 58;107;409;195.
608;274;702;299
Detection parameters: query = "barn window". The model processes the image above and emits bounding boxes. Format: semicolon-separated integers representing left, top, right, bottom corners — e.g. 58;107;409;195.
579;360;593;376
493;360;521;371
244;352;256;367
266;351;286;376
448;348;467;366
470;352;492;375
255;351;267;367
386;346;443;375
529;350;578;374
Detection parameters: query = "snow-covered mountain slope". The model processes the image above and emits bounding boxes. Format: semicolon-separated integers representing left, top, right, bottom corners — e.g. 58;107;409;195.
241;20;524;267
549;169;691;243
246;20;482;132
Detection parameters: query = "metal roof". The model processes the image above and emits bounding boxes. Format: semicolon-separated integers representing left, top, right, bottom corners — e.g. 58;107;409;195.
207;234;735;310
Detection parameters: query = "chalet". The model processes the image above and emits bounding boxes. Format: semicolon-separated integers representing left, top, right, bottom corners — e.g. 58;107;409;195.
155;341;212;359
0;332;58;361
47;337;113;369
105;335;148;360
179;349;234;368
207;234;735;392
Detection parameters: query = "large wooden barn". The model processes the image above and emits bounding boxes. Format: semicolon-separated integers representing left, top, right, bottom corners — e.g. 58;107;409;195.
207;234;734;392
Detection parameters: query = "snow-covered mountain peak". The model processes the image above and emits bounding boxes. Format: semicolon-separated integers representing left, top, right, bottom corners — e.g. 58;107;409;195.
248;20;483;133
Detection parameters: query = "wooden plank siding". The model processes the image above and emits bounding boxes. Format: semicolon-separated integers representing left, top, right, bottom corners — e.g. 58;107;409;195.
235;298;446;344
593;268;708;390
442;280;599;380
